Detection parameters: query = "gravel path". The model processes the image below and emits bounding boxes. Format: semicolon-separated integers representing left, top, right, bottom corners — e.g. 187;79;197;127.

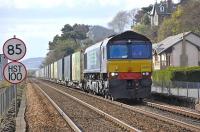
37;82;126;132
25;83;72;132
40;80;192;132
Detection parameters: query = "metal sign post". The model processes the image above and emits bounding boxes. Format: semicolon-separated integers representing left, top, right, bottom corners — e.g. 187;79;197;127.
2;36;27;117
14;84;17;116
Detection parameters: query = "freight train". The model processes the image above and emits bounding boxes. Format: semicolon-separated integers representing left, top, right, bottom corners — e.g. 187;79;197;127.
35;31;153;100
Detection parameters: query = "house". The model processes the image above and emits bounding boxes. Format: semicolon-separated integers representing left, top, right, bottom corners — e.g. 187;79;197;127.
153;32;200;70
150;0;176;26
0;54;8;80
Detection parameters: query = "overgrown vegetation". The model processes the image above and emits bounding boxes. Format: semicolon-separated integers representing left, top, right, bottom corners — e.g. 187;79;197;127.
0;81;11;89
132;0;200;42
43;24;92;66
153;67;200;83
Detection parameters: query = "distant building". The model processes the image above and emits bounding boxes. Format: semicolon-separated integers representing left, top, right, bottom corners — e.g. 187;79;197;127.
150;0;176;26
153;32;200;70
0;54;8;80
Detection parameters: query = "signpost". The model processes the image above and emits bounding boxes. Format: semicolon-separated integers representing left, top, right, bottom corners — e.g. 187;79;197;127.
3;62;27;84
3;37;26;61
2;36;27;117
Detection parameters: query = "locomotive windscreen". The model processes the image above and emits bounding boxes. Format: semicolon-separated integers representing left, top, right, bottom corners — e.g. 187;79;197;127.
108;41;152;59
131;41;152;59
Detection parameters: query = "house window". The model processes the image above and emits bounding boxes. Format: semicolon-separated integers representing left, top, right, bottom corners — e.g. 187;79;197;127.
155;54;158;61
166;54;171;66
160;6;164;12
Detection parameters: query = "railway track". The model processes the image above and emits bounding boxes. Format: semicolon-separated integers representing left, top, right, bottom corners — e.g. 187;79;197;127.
38;79;200;132
144;101;200;120
31;79;139;132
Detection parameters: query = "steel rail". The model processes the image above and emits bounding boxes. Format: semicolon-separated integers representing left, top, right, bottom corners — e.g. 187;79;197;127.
144;101;200;120
32;82;81;132
39;79;200;132
40;81;141;132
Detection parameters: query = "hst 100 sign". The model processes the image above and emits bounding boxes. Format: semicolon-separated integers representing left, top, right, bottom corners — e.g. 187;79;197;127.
3;62;27;84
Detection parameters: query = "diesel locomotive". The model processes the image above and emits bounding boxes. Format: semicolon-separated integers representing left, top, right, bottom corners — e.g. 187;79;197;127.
36;31;153;100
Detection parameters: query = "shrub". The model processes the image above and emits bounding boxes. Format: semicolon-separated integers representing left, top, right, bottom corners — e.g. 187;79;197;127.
153;66;200;83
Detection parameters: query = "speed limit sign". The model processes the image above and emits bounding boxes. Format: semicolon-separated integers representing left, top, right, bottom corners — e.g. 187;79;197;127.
3;61;27;84
3;37;26;61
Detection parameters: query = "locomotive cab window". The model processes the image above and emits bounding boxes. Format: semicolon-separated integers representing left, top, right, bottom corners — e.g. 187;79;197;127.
108;41;151;59
131;42;152;59
109;44;128;59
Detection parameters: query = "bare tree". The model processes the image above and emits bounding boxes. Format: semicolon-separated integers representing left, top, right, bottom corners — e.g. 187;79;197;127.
108;11;129;33
128;9;138;27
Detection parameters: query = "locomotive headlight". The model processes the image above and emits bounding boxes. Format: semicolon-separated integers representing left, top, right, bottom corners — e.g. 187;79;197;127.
111;72;118;76
111;72;115;76
142;72;150;76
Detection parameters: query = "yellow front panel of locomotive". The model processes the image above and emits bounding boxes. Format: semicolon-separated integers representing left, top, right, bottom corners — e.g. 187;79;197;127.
107;60;152;73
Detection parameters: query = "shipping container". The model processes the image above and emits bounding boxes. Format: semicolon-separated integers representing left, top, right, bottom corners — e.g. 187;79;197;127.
53;61;58;79
57;58;63;81
72;52;82;82
40;68;44;78
50;63;54;79
64;55;71;81
47;65;50;79
44;66;46;78
35;70;39;78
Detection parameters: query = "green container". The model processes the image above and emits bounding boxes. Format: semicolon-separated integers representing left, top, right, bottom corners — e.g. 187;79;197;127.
51;63;54;79
72;52;81;82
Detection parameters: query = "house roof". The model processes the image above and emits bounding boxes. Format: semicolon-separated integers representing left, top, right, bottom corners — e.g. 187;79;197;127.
150;0;175;16
153;31;196;54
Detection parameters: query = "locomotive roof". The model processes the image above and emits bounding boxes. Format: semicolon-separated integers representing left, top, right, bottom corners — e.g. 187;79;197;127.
109;30;150;42
84;30;151;53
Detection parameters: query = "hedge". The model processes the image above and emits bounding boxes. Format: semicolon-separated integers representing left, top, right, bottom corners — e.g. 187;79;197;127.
152;66;200;83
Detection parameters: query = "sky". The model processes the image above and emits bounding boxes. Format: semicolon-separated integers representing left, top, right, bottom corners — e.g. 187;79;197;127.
0;0;179;60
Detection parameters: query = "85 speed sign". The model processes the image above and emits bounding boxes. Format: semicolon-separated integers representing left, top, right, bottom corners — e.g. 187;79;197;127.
3;37;26;61
3;62;27;84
